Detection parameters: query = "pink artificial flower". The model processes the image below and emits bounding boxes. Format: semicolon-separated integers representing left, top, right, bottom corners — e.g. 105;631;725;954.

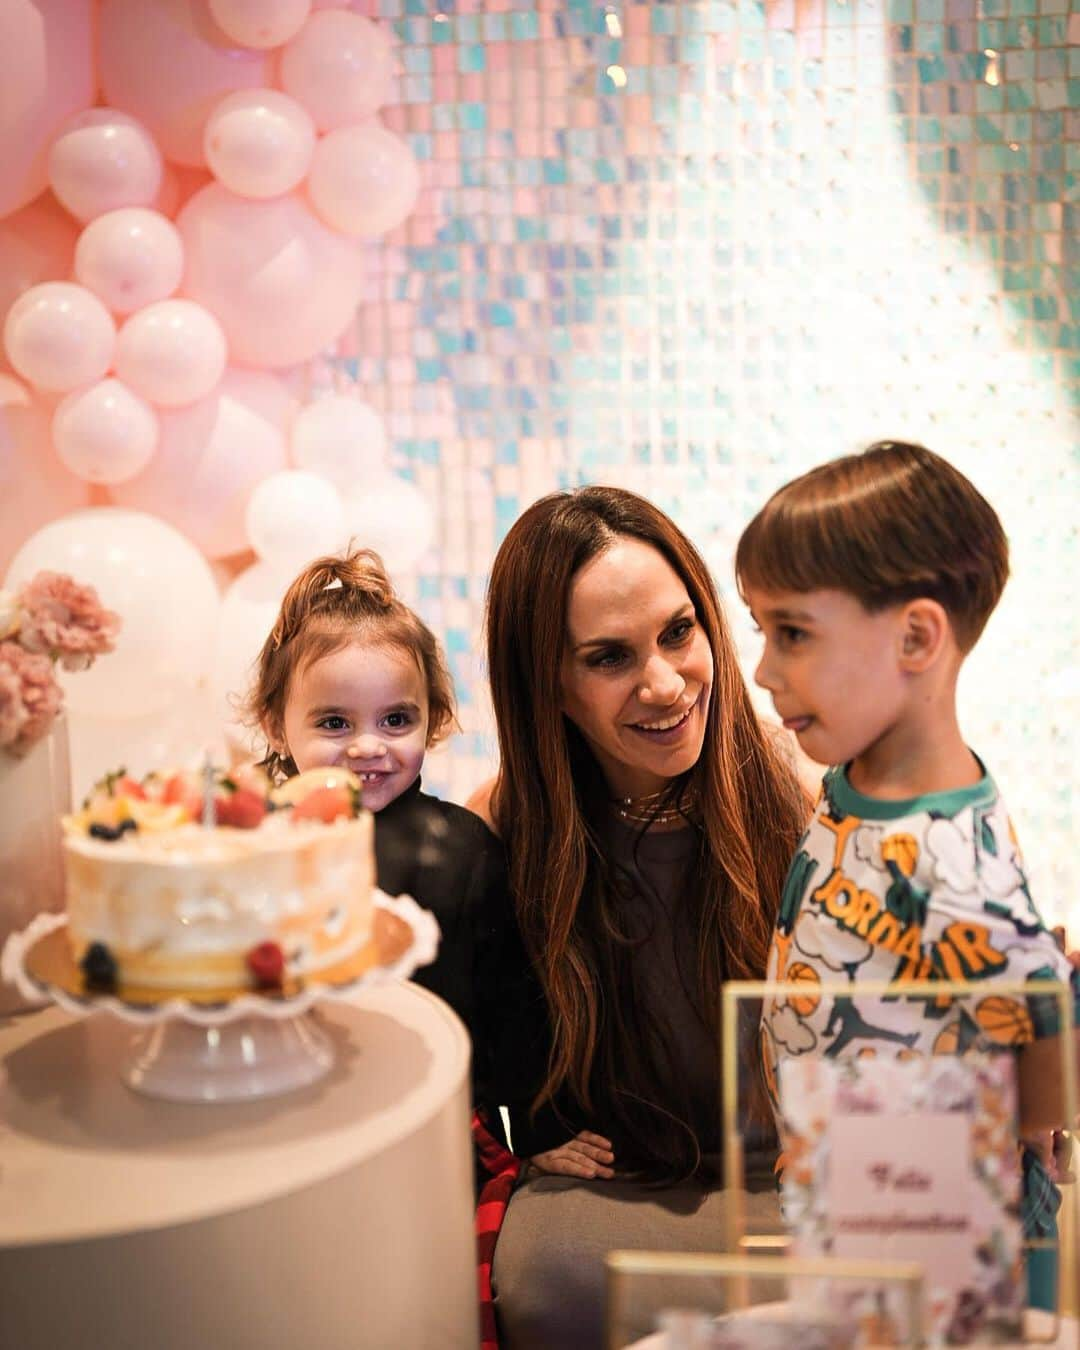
17;571;120;664
0;641;63;755
0;658;29;750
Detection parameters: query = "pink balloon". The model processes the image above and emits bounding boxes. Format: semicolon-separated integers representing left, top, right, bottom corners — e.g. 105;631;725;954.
115;299;228;409
0;0;96;220
177;184;365;368
52;378;159;485
0;375;89;574
98;0;273;168
279;11;394;132
154;165;215;219
308;121;420;238
0;195;80;372
48;110;164;226
3;283;116;394
111;369;294;558
204;90;316;200
208;0;312;48
75;209;185;316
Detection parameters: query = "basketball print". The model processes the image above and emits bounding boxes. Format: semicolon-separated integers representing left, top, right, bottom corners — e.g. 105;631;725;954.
880;832;919;878
975;996;1034;1046
933;1022;961;1055
785;961;821;1016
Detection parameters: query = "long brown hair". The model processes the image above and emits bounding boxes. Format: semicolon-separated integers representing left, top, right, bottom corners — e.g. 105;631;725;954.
735;440;1009;653
486;487;807;1174
247;549;457;780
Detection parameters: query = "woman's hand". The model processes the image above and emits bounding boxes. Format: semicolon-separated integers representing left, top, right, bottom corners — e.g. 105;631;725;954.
530;1130;615;1180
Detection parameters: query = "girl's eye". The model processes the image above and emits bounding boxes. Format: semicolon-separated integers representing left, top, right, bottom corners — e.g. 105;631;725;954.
382;711;412;730
317;715;349;732
778;625;808;647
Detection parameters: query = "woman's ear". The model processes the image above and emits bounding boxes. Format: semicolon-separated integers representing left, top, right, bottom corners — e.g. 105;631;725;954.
898;599;950;672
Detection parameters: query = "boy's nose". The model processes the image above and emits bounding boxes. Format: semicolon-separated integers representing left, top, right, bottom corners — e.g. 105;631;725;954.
347;734;388;761
754;647;780;692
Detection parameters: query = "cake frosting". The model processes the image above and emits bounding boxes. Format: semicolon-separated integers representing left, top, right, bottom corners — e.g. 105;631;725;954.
62;767;374;991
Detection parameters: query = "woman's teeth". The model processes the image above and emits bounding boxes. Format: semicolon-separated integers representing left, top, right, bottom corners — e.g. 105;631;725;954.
632;706;691;732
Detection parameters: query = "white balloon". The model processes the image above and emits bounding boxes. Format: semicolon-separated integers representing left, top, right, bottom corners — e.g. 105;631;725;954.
307;121;420;238
48;108;164;224
245;469;345;575
4;508;220;720
208;0;312;50
204;89;316;200
341;472;435;573
74;208;184;315
114;299;228;408
211;560;291;753
52;378;159;485
290;394;387;492
68;686;220;807
3;282;116;394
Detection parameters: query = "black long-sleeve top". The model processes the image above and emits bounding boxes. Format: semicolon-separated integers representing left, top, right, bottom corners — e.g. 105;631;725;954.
373;776;514;1103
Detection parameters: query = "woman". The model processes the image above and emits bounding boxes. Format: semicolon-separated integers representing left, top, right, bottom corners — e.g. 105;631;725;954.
476;487;809;1349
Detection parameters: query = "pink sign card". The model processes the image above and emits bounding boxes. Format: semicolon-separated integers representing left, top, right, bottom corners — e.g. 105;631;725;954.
777;1055;1023;1344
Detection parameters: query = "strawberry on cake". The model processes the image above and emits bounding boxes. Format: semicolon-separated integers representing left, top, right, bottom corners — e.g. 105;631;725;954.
62;766;374;992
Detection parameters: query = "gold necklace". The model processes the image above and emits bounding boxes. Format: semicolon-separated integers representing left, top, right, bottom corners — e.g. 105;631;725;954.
614;785;699;827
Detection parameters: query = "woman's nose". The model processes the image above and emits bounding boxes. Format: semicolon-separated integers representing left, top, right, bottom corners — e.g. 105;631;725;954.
638;655;685;706
346;734;387;761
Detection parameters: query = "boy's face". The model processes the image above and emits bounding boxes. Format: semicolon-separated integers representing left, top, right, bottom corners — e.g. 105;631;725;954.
744;586;910;771
279;641;430;813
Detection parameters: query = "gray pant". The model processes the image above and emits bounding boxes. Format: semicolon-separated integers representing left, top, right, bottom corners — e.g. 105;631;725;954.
492;1173;782;1349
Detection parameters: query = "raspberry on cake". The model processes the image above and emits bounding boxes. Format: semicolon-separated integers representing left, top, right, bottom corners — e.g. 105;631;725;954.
62;767;375;992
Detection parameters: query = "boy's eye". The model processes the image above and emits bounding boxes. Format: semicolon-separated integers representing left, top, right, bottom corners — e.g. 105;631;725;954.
778;625;808;647
317;715;350;731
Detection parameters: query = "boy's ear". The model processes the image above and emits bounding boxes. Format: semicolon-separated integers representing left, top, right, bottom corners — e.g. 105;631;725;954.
897;599;949;672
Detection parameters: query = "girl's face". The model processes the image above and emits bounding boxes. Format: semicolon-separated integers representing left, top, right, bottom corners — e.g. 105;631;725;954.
559;537;714;800
278;641;430;813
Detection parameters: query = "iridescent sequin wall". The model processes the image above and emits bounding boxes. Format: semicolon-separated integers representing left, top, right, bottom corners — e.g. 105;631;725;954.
339;0;1078;930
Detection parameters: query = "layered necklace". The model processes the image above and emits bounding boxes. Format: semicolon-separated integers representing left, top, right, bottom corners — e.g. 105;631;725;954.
613;784;700;828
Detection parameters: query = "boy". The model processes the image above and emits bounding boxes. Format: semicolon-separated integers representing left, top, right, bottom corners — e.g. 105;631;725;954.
735;440;1079;1309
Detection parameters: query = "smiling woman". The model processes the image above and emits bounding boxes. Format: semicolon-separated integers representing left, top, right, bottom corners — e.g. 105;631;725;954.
477;486;810;1349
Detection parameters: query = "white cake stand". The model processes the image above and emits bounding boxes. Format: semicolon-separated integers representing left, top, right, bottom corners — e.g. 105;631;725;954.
1;893;440;1105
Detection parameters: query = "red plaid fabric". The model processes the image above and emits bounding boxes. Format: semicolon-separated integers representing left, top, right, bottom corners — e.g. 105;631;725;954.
472;1109;522;1350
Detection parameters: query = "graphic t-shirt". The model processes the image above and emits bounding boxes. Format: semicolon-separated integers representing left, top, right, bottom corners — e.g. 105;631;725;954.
761;762;1078;1097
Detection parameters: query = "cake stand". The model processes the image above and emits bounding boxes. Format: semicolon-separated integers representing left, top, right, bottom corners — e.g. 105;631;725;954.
0;891;440;1105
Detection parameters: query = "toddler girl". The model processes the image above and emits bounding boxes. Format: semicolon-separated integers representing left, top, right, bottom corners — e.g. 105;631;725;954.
247;548;511;1052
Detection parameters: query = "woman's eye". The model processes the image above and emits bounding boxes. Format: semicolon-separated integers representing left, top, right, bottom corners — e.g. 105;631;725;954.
317;715;349;732
587;648;626;669
665;619;694;644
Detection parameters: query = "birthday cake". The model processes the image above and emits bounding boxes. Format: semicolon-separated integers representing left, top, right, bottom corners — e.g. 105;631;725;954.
61;766;374;991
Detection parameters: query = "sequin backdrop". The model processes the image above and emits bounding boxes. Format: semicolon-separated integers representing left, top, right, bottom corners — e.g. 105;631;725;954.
335;0;1077;930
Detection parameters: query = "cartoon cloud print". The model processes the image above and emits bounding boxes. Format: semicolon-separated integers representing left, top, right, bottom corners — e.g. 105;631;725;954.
794;909;873;973
769;1002;817;1055
925;811;1026;904
852;822;888;873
